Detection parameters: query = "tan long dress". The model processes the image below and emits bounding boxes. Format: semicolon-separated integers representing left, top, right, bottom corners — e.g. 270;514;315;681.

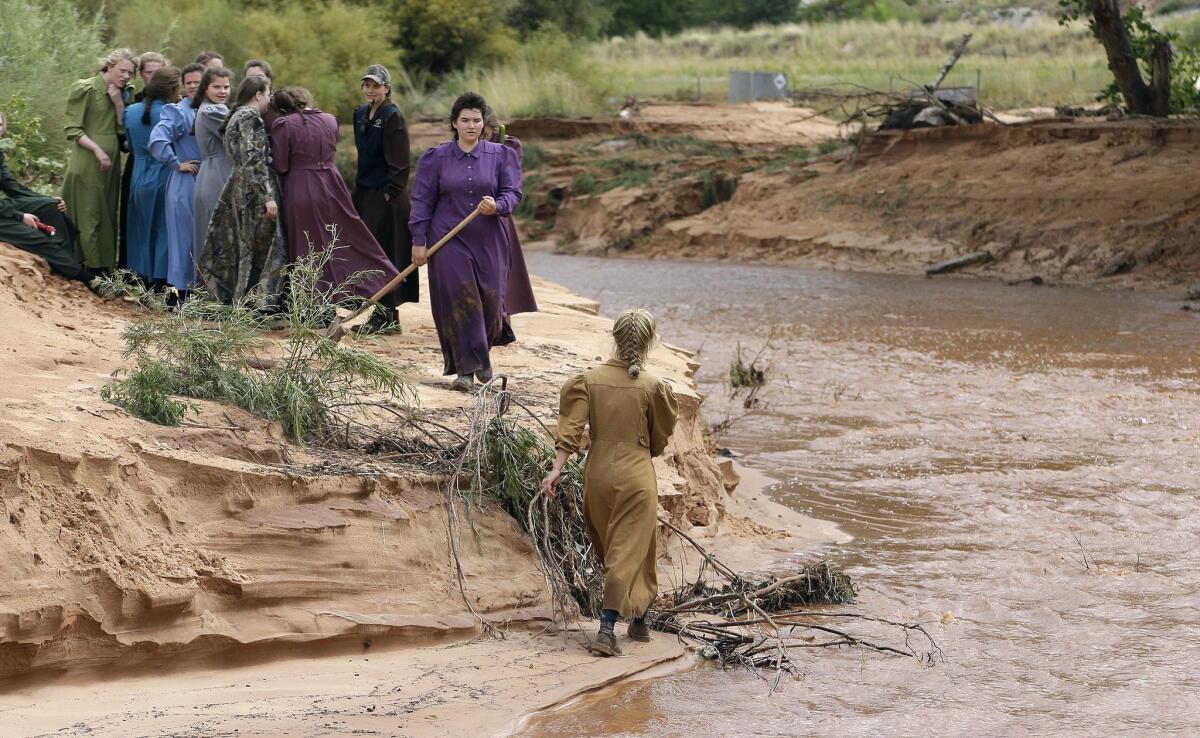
555;360;678;617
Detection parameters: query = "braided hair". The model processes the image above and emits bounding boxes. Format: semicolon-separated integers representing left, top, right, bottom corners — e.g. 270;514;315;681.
612;309;656;379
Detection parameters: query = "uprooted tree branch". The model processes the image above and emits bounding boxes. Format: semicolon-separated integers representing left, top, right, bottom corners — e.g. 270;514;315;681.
439;380;944;685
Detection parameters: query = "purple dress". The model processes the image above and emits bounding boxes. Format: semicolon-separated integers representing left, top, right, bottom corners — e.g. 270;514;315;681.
500;136;538;316
410;140;522;376
270;109;399;300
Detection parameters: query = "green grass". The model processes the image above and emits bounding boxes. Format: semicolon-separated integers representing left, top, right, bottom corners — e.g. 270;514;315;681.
590;19;1118;110
399;16;1175;118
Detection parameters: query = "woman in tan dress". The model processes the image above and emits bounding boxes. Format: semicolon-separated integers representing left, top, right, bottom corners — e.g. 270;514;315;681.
541;309;678;657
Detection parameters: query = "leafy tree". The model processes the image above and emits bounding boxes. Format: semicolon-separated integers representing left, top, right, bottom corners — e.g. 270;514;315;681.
697;0;799;28
0;0;105;167
509;0;611;38
247;0;402;119
605;0;698;37
1059;0;1195;114
392;0;516;75
113;0;251;70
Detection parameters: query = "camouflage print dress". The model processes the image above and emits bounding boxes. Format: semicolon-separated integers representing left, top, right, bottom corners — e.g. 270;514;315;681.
200;106;287;304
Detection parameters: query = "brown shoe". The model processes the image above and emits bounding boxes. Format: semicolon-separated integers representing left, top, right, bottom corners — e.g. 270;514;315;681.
587;630;622;657
627;619;652;642
450;375;474;393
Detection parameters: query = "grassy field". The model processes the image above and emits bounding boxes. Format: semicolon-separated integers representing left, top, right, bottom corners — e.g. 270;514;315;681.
437;15;1200;118
590;19;1111;109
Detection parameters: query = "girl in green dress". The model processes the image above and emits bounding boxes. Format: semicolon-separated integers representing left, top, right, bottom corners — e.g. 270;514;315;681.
63;48;136;271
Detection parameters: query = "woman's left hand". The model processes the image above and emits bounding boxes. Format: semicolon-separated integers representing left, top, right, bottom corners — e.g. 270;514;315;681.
479;196;497;215
56;197;67;213
540;468;561;499
265;200;278;220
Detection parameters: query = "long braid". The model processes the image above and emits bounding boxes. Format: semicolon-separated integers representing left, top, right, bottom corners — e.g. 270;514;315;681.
612;309;656;379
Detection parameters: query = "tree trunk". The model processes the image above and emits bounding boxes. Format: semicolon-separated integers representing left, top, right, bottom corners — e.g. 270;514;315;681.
1089;0;1155;114
1150;39;1173;117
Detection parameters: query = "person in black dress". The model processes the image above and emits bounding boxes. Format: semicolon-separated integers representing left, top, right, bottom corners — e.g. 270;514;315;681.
351;64;413;332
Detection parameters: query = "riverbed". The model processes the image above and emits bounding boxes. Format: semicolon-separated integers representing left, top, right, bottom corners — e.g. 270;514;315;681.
521;253;1200;737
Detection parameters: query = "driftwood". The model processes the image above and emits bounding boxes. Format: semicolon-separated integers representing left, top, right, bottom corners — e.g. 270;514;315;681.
928;33;973;92
926;250;994;275
322;377;945;685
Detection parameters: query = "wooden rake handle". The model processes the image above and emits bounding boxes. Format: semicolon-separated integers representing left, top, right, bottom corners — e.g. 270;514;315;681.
326;205;483;341
366;204;483;304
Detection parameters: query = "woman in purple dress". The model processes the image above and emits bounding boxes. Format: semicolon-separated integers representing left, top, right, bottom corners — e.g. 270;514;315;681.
270;87;399;317
410;92;523;392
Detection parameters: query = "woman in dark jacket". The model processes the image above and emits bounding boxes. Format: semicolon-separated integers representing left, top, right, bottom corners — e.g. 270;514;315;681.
352;65;414;331
0;111;92;285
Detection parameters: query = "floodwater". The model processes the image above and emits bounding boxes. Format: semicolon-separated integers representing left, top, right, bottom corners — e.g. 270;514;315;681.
520;253;1200;737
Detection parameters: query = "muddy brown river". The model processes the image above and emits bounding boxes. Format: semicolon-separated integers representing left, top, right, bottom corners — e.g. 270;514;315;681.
520;253;1200;737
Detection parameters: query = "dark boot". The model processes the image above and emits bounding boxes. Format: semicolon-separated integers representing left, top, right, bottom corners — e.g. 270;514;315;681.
627;618;652;642
588;629;622;657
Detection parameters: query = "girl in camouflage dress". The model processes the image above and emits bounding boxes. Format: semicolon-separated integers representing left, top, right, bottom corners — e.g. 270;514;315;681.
199;76;286;305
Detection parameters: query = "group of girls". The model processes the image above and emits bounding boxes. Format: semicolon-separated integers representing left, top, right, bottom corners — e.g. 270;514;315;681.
56;46;538;385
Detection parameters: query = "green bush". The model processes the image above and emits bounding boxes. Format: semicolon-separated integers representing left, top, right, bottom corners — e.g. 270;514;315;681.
521;142;546;170
570;172;598;195
111;0;402;122
249;1;404;120
0;0;104;169
509;0;611;38
391;0;516;76
0;95;65;192
435;26;611;118
112;0;251;71
100;245;416;444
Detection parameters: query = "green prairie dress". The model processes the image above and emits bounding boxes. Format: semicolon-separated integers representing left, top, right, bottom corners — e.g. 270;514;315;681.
62;75;122;269
555;360;678;617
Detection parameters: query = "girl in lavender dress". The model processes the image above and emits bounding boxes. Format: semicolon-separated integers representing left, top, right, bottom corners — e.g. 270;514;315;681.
409;92;523;392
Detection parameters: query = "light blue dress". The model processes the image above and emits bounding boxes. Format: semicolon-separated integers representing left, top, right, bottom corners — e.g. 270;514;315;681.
123;100;171;281
148;101;202;289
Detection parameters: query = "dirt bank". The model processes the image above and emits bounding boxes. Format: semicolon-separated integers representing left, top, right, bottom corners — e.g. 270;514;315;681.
0;241;751;734
509;106;1200;290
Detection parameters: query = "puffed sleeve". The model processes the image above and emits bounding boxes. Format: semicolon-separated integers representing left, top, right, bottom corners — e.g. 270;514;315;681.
648;379;678;457
493;145;522;217
408;147;438;246
505;135;524;162
238;112;276;201
148;104;182;170
200;103;229;130
554;373;590;454
270;117;291;176
64;79;91;143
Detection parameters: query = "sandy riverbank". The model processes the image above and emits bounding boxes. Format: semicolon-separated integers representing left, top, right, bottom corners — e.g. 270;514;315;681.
0;241;835;735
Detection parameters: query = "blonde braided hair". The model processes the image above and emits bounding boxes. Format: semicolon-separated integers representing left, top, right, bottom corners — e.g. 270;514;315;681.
612;309;656;379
